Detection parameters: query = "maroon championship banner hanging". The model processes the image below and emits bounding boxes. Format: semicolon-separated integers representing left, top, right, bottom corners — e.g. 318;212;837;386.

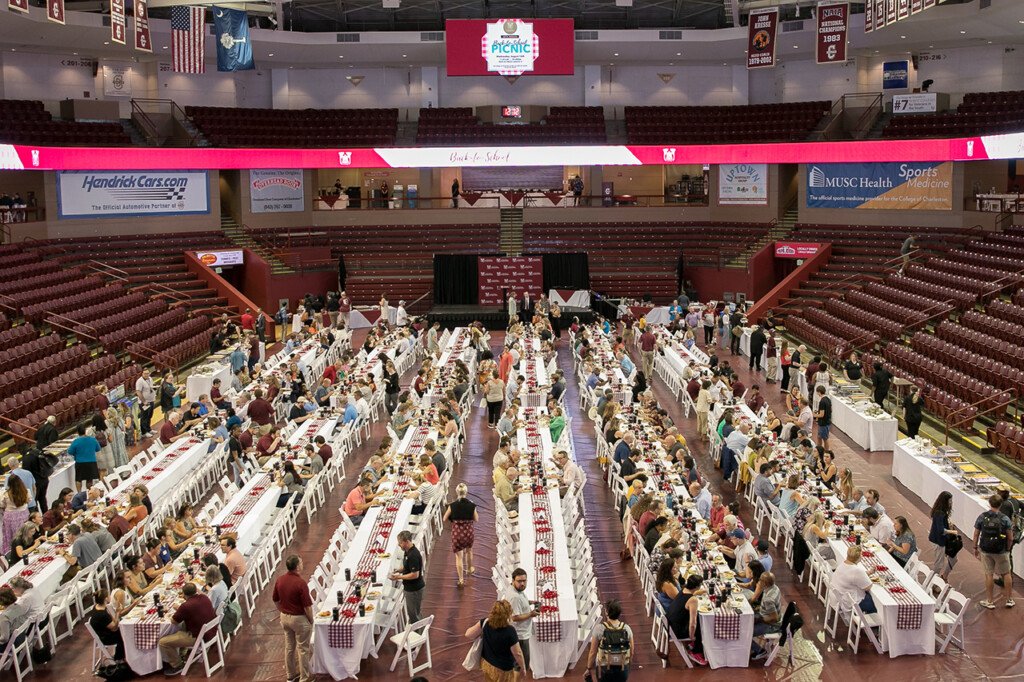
746;8;778;69
47;0;65;24
911;0;923;13
135;0;153;52
923;0;935;8
875;0;885;30
816;2;848;64
897;0;910;20
864;0;874;33
885;0;897;25
8;0;28;13
111;0;126;45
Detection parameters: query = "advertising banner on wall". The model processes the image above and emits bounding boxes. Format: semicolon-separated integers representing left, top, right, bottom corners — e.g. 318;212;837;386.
57;170;210;218
775;242;822;259
197;250;244;266
250;169;304;213
746;8;778;69
478;256;543;306
806;162;952;210
883;60;909;89
719;163;768;205
892;93;937;114
816;2;848;64
446;19;574;76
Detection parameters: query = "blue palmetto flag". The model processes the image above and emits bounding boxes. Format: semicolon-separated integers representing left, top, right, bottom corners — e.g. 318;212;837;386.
213;6;254;72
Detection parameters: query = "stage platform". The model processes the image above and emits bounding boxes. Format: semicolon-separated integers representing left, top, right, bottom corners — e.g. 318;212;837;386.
427;305;594;331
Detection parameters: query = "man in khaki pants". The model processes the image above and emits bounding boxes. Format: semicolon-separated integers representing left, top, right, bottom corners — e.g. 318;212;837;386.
273;555;314;682
158;582;217;675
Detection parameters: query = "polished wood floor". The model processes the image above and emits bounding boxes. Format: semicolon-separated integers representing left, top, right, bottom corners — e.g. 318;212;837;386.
32;329;1024;681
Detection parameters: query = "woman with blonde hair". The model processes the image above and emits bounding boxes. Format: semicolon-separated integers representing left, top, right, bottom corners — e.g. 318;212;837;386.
838;467;855;503
443;483;478;586
465;599;526;681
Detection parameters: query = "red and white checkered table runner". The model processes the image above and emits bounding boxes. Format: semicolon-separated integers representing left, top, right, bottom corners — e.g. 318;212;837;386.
845;541;923;630
111;437;200;505
217;474;273;531
133;590;180;649
11;542;67;580
712;607;741;640
531;489;562;643
327;476;412;649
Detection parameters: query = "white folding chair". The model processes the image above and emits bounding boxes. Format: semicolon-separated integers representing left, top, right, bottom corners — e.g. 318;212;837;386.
0;620;34;681
847;601;884;655
85;621;117;671
388;615;434;675
180;616;225;676
934;589;969;653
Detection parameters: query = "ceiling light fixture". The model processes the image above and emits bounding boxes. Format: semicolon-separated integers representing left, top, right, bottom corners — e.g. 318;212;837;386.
960;30;966;34
613;53;619;56
268;52;274;56
900;35;906;39
792;45;798;48
676;52;681;56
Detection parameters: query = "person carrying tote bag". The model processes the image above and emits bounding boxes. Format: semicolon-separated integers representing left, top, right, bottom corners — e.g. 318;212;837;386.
464;600;527;681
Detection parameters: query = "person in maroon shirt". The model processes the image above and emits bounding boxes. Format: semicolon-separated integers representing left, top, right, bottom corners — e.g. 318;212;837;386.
257;426;281;459
314;436;333;465
639;327;658;379
94;385;110;413
247;389;274;426
686;376;701;402
273;555;314;682
158;582;217;674
322;359;343;384
210;379;228;410
240;423;257;451
104;507;131;541
159;412;186;445
745;384;766;413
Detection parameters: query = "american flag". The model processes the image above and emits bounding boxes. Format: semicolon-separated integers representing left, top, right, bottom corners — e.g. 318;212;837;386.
171;6;205;74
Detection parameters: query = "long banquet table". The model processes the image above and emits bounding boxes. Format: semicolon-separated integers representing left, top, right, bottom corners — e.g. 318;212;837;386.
829;393;899;452
892;438;1024;579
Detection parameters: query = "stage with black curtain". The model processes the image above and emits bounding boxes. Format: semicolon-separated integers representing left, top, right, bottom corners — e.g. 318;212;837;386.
429;253;595;330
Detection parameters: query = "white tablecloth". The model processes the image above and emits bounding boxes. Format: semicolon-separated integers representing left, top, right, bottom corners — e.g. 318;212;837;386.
739;329;770;372
186;361;233;403
698;601;756;669
830;395;899;452
517;486;580;678
892;439;1024;579
121;616;178;675
109;437;211;506
210;473;280;555
310;499;415;680
826;536;936;657
0;543;69;602
287;417;339;449
548;289;590;309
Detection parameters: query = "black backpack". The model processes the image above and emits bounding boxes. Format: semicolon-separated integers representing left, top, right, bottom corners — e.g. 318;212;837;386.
978;511;1008;554
596;621;631;668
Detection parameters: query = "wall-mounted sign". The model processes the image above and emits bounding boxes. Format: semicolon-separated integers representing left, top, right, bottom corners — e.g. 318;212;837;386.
56;170;209;218
775;242;821;258
197;250;244;266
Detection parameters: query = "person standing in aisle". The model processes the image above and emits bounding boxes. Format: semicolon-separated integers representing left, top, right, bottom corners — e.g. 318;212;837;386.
390;531;426;624
272;555;314;682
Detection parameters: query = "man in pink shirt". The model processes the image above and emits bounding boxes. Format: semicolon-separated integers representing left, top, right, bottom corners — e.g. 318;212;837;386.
343;477;377;525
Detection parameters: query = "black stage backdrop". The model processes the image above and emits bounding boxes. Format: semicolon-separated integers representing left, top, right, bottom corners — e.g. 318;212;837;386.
433;254;479;305
541;253;589;291
433;253;591;306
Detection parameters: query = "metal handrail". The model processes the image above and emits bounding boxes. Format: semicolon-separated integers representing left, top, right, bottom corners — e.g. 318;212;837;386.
0;415;36;443
86;260;130;283
45;310;98;340
408;289;432;311
943;388;1017;445
0;292;17;314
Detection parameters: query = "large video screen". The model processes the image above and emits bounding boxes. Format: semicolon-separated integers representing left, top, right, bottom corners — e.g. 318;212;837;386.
446;18;574;77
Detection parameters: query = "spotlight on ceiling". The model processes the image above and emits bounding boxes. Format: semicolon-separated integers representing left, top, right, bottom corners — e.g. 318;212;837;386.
615;0;633;6
382;0;400;7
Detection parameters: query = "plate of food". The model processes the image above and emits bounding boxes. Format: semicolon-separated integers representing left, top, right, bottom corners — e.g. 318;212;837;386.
698;605;713;614
318;610;331;618
366;590;382;599
364;603;375;613
378;553;390;559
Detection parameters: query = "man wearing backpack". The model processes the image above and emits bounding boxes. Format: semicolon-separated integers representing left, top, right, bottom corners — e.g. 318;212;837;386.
995;485;1023;588
586;600;632;682
973;494;1015;609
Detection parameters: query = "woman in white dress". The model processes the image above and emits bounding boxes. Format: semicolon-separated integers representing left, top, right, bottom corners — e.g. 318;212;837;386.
107;405;129;470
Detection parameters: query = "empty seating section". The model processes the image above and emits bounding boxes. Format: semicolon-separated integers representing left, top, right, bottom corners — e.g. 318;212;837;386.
71;299;170;340
625;101;829;144
884;89;1024;138
782;224;1024;440
25;285;128;325
185;106;398;147
988;421;1024;463
101;307;190;352
246;224;499;309
130;316;215;370
415;106;605;144
0;333;63;374
0;274;104;315
0;99;131;145
524;221;766;302
38;231;237;313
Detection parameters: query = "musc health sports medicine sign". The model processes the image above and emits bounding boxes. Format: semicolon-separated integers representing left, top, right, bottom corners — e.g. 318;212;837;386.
806;162;952;210
57;170;209;218
250;169;304;213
